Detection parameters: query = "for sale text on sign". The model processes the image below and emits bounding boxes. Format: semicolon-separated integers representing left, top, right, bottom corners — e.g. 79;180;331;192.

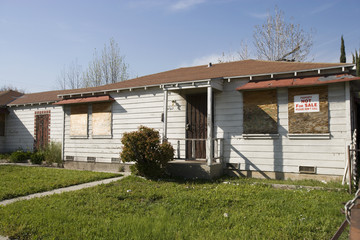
294;94;320;113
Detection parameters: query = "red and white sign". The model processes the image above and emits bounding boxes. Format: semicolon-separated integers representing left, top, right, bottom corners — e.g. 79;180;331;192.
294;94;319;113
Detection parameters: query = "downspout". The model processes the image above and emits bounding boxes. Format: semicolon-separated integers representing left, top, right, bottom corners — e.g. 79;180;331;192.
61;105;65;166
163;89;168;142
343;81;352;184
206;86;213;166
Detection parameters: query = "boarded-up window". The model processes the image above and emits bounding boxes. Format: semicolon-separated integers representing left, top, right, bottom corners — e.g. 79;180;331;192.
70;104;88;137
0;113;5;136
288;86;329;133
243;90;278;134
92;102;112;136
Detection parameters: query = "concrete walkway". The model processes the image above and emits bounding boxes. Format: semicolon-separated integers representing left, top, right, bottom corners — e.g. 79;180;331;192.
0;174;128;206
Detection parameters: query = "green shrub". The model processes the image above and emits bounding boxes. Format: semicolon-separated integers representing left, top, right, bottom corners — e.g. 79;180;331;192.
10;150;31;163
121;126;174;178
43;142;62;166
30;152;45;165
0;153;11;160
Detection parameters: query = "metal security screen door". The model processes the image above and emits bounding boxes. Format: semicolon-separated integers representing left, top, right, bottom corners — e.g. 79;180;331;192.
186;93;207;159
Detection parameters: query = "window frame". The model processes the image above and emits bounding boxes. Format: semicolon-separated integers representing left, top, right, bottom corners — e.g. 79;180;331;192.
242;89;279;137
91;102;113;139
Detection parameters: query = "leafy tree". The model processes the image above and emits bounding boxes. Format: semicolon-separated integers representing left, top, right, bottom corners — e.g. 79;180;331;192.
340;35;346;63
353;50;360;77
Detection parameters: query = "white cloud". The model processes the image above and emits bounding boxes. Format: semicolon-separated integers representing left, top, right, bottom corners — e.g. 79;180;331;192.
170;0;206;11
180;53;222;67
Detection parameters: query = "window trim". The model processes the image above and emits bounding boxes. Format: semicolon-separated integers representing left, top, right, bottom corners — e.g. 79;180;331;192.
242;134;280;139
70;104;89;138
91;102;113;138
288;133;330;140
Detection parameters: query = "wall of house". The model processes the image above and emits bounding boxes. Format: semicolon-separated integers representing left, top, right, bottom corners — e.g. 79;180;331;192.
0;136;4;153
4;105;63;152
63;88;187;163
214;80;350;176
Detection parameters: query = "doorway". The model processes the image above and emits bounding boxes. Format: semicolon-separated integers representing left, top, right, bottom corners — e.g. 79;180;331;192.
35;113;50;150
186;93;207;159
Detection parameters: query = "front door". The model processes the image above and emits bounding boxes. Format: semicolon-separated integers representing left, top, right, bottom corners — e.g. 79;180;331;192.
35;113;50;150
186;93;207;159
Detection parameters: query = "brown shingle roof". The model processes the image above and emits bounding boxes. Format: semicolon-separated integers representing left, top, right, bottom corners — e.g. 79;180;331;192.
8;60;354;105
0;90;23;106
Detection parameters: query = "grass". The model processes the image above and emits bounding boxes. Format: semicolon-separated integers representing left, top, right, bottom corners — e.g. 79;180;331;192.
222;176;347;189
0;165;121;201
0;176;351;239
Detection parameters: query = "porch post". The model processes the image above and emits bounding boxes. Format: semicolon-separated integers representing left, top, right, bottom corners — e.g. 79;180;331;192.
163;89;168;142
207;86;213;166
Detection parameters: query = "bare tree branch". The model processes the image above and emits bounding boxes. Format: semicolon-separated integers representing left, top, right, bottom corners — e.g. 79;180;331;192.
83;38;129;87
56;60;83;90
58;38;130;89
253;7;313;62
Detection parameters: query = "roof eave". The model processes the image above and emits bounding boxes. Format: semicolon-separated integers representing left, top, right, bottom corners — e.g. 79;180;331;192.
225;64;355;81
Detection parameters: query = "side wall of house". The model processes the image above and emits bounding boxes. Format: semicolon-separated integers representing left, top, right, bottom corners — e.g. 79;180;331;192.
214;80;349;176
5;105;63;152
0;134;4;153
63;88;186;163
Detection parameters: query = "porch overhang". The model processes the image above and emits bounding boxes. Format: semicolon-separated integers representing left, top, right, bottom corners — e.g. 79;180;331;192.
163;78;223;92
53;95;115;105
236;74;360;91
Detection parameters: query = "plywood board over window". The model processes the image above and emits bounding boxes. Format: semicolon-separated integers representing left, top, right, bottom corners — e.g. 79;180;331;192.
70;104;88;137
0;113;5;136
92;102;112;137
288;86;328;134
243;89;278;134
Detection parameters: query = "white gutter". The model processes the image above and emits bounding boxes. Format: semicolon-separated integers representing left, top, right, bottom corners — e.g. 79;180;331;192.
225;64;355;81
57;79;213;98
8;101;56;107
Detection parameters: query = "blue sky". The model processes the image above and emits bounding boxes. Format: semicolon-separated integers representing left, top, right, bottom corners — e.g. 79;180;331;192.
0;0;359;93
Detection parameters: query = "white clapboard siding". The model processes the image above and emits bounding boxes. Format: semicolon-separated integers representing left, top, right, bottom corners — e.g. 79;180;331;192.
61;79;351;176
215;80;350;176
5;105;63;152
63;88;187;162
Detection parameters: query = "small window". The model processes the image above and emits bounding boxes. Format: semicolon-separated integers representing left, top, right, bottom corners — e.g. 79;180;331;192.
70;104;88;137
92;102;112;137
0;113;5;136
288;86;329;134
243;89;278;134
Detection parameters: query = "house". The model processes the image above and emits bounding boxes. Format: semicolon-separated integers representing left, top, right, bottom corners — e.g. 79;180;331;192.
2;60;360;180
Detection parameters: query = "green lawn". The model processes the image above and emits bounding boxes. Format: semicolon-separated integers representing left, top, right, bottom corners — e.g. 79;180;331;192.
0;176;351;239
0;165;120;201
